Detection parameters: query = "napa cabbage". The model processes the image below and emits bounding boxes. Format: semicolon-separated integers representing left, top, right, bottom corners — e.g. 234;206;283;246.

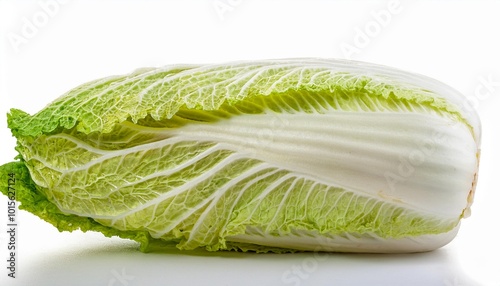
0;59;480;253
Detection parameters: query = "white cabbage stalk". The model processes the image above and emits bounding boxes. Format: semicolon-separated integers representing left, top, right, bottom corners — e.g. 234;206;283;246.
0;58;480;253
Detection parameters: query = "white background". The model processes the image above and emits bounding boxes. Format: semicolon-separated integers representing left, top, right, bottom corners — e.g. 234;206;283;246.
0;0;499;285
